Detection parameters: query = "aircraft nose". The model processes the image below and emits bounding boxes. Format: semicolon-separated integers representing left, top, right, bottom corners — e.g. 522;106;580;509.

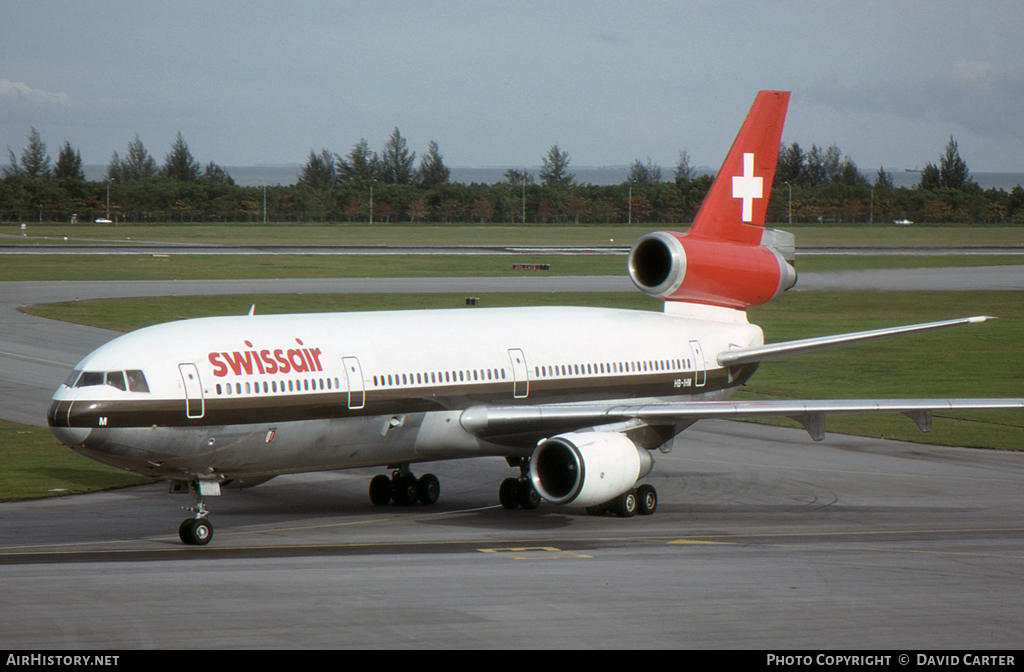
47;399;91;447
50;424;92;448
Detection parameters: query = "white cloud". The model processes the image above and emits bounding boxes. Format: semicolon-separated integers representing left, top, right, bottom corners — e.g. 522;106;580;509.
0;79;71;106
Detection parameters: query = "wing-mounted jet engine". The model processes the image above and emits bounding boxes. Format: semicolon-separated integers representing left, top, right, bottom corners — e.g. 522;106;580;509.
529;431;656;517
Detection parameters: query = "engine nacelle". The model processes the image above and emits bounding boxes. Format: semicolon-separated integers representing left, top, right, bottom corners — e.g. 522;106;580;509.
628;231;796;310
529;432;653;507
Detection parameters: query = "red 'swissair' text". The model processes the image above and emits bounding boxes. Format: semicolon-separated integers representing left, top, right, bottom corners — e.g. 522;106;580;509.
208;338;324;378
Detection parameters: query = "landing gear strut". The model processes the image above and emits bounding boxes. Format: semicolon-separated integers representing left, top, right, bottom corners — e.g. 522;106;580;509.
177;480;218;545
498;457;541;510
369;467;440;506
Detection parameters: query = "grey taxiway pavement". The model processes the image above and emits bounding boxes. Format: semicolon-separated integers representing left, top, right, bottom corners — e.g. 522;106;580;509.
1;268;1023;648
3;423;1023;649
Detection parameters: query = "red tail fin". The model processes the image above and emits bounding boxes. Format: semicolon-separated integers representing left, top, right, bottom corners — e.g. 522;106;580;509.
687;90;790;244
627;91;796;310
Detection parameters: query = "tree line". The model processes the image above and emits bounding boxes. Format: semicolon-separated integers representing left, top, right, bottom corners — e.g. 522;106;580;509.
2;127;1023;225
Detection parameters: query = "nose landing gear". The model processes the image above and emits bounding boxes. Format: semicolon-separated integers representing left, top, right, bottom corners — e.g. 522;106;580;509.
176;479;219;545
179;516;213;545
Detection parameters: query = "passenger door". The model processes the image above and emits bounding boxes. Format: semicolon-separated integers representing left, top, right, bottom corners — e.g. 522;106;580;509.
342;356;365;409
178;363;205;419
689;341;706;388
507;348;529;399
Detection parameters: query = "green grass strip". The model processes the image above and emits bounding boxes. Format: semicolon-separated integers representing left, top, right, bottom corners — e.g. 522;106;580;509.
0;418;150;502
5;223;1024;247
0;252;1020;282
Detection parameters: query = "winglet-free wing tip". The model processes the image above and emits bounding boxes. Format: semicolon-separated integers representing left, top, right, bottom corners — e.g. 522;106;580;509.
717;315;999;367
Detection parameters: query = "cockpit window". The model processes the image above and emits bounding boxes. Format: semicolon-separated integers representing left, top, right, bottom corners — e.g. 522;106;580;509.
126;370;149;392
76;371;105;388
72;369;149;392
105;371;126;391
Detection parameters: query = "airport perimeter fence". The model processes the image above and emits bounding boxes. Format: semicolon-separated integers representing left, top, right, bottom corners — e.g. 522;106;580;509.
2;175;1023;226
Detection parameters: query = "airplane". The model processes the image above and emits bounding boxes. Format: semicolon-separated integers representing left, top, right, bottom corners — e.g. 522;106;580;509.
47;90;1024;545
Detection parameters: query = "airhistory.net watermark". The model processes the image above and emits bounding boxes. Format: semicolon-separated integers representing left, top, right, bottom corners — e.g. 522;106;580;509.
6;656;119;667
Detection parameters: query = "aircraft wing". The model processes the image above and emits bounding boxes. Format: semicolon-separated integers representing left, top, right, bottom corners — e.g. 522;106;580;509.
461;315;1021;444
716;316;992;366
460;397;1024;443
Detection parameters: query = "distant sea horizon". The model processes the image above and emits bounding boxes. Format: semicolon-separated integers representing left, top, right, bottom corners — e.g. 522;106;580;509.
82;165;1024;191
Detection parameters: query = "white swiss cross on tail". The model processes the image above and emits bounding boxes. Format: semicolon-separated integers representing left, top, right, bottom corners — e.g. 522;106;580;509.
731;153;762;223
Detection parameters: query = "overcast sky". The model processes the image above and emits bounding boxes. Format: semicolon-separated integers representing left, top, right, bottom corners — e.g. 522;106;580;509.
2;1;1023;173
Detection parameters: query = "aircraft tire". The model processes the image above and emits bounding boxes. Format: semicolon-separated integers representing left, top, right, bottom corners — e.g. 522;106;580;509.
613;490;638;518
178;518;193;543
179;518;213;545
393;475;419;506
417;474;440;505
369;475;392;506
499;478;520;509
517;480;541;510
637;484;658;516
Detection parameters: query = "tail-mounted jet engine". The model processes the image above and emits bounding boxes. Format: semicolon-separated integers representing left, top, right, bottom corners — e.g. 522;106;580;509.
529;431;653;508
628;230;796;310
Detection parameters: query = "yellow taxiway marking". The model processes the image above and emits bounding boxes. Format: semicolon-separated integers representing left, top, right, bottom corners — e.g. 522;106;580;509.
769;543;1024;561
478;546;592;560
662;452;1024;484
663;526;1024;542
662;528;1024;560
0;505;503;554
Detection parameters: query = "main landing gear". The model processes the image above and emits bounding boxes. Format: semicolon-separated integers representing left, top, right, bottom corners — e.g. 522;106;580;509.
498;457;541;510
585;483;658;518
368;467;440;506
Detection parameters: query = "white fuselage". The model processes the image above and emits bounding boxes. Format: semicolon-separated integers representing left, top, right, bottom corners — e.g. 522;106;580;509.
49;305;763;480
